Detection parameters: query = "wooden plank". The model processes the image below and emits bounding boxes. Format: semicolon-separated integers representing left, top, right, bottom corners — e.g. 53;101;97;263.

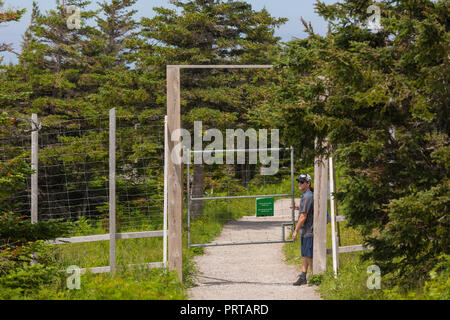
313;146;321;274
327;216;346;223
80;262;164;274
116;231;164;240
167;66;183;282
49;231;165;245
50;234;109;244
109;108;116;273
319;154;329;271
338;244;372;253
313;139;328;274
168;65;272;69
326;245;372;254
163;116;169;268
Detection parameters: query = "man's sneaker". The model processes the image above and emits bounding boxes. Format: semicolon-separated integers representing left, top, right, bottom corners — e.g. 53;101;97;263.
293;275;307;286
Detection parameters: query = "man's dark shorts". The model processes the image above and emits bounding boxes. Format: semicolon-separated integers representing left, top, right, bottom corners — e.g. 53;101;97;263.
301;236;313;258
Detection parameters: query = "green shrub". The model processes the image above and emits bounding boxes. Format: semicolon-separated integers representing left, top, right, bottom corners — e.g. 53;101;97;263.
308;274;324;286
316;252;450;300
0;212;73;247
422;254;450;300
39;267;185;300
364;182;450;287
0;263;60;292
0;241;65;297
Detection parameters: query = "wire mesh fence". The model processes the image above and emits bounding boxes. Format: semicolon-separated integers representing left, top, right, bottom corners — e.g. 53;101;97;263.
3;114;166;236
38;116;110;231
1;111;167;268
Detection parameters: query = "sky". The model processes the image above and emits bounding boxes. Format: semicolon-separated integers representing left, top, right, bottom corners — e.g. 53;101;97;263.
0;0;337;64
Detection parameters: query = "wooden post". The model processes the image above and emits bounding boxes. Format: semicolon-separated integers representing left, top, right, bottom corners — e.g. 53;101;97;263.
163;116;169;268
313;139;328;274
167;66;183;282
109;108;116;273
31;114;38;224
329;157;339;277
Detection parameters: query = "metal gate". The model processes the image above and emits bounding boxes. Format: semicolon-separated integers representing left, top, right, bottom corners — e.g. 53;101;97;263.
186;147;296;248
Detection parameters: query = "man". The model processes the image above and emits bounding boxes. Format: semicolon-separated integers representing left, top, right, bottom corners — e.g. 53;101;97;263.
291;173;314;286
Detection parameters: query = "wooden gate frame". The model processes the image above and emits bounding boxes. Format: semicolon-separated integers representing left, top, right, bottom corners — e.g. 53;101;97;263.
166;65;272;282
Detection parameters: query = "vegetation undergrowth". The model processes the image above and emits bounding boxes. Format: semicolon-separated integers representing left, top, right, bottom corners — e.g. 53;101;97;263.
283;218;449;300
0;177;296;299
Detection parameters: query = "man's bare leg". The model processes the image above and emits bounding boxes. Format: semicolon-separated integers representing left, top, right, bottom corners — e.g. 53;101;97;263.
302;257;312;278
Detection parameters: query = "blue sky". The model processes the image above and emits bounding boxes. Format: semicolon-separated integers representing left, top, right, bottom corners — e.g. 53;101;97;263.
0;0;336;64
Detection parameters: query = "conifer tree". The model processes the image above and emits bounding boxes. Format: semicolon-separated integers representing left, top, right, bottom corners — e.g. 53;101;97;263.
269;0;449;286
89;0;166;228
94;0;138;68
139;0;286;217
1;1;106;222
0;2;29;213
0;1;26;59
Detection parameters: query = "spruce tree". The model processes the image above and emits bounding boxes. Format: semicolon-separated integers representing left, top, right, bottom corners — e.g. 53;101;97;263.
0;1;26;59
1;1;106;222
270;0;449;286
139;0;286;217
94;0;138;68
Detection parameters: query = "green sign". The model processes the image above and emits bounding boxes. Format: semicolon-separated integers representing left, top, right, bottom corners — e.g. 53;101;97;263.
256;197;274;217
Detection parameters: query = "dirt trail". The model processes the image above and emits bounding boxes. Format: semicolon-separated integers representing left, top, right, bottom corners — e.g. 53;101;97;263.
188;199;322;300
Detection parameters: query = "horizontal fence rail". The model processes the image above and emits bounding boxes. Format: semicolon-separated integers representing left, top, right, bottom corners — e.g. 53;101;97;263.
327;216;372;254
49;230;165;245
326;215;373;255
168;65;273;69
190;194;293;201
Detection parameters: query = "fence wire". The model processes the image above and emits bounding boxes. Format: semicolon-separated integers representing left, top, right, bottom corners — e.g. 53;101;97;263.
1;113;165;237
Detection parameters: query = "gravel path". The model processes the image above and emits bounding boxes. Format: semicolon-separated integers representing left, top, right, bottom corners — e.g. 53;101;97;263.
188;199;322;300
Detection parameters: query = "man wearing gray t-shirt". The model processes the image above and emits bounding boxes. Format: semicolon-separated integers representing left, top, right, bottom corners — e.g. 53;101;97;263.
291;173;314;286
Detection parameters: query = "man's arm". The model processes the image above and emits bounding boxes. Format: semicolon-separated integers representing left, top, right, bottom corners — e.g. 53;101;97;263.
292;212;306;241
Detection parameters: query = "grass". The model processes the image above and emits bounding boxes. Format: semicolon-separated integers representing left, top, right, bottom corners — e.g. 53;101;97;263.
282;219;392;299
25;174;444;300
9;232;187;300
31;176;296;299
282;212;450;300
0;266;187;300
54;237;165;269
